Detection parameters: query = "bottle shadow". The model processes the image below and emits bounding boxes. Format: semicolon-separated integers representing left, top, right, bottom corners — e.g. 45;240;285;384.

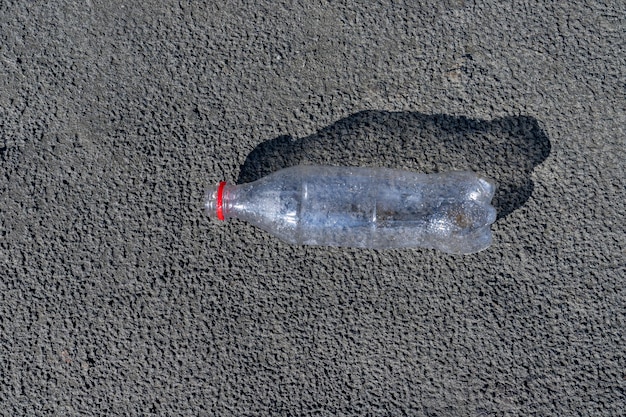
237;110;551;220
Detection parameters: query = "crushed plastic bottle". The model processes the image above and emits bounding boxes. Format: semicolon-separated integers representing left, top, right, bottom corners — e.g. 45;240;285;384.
205;165;497;254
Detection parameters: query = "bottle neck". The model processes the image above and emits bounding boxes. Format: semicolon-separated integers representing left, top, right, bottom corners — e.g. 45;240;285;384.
205;182;236;221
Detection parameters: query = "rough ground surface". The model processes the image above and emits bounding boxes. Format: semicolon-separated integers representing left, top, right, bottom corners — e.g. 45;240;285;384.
1;1;624;415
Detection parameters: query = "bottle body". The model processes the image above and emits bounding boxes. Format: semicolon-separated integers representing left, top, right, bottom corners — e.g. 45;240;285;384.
206;165;497;254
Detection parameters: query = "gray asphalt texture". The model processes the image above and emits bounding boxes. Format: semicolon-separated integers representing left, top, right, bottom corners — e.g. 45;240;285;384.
1;1;624;416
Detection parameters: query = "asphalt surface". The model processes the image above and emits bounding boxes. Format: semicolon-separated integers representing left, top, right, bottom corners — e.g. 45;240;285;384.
1;1;624;415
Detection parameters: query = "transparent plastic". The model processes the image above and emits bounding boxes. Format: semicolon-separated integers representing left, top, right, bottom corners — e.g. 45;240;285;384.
206;165;497;254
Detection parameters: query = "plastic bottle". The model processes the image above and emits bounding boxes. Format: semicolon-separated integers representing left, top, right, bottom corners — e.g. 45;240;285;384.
205;165;497;254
